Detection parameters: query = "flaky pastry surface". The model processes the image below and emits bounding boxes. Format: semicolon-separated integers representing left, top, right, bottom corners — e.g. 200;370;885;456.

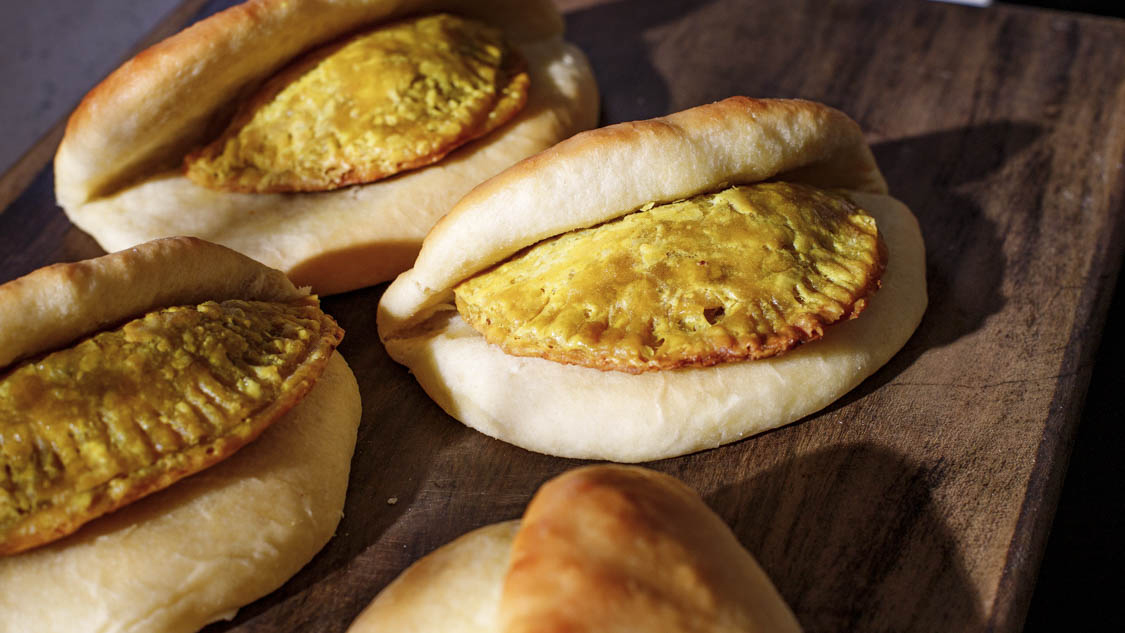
0;297;342;554
0;237;362;632
185;13;530;192
454;182;886;373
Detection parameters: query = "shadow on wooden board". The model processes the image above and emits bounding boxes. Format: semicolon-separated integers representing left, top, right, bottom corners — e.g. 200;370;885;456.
709;443;983;633
832;121;1044;405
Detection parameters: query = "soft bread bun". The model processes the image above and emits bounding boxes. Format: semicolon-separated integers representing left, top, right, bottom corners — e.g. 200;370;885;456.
0;236;303;369
55;0;599;295
347;465;801;633
377;97;927;462
0;238;362;632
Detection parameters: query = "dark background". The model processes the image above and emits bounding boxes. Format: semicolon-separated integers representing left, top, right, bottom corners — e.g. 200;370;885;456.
1001;1;1125;630
1005;0;1124;17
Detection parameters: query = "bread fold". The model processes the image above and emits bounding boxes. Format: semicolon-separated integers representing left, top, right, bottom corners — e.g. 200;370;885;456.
0;238;362;633
377;98;927;461
56;0;599;295
0;236;303;368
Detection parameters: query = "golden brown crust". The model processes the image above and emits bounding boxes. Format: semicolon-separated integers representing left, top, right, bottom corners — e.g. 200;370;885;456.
347;466;801;633
500;466;801;633
0;236;304;369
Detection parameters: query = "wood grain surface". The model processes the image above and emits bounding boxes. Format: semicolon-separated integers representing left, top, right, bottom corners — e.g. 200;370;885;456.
1;1;1123;632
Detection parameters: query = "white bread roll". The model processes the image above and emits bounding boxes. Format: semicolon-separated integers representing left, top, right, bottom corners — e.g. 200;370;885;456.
377;97;927;462
348;465;802;633
55;0;599;295
0;238;362;632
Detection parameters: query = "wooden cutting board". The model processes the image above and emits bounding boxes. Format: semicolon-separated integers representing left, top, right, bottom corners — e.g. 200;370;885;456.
1;1;1123;631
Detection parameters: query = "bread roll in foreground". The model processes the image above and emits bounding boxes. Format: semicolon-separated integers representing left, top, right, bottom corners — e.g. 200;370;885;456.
55;0;599;295
0;238;362;632
377;97;927;462
348;465;801;633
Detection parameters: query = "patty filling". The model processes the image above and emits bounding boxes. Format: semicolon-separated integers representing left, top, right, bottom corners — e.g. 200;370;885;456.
0;297;342;554
454;182;886;373
185;13;529;193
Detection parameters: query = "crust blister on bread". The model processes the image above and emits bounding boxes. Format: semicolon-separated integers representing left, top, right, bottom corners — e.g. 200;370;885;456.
347;465;803;633
55;0;599;295
377;97;927;461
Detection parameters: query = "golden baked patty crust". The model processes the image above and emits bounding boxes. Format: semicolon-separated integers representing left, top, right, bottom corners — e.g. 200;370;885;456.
0;297;343;555
184;12;530;193
455;182;886;373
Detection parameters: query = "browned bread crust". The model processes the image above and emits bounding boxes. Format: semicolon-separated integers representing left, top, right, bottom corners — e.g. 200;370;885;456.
347;465;802;633
501;466;802;633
